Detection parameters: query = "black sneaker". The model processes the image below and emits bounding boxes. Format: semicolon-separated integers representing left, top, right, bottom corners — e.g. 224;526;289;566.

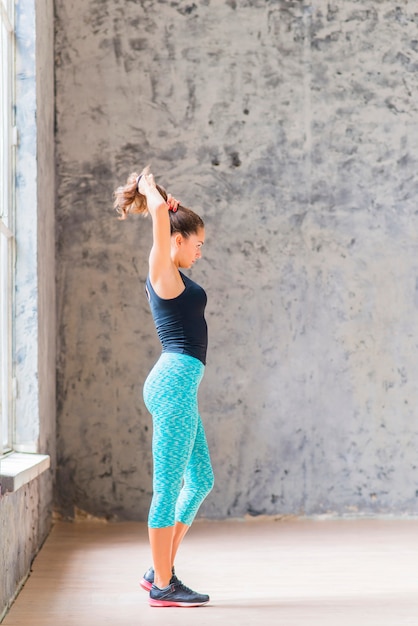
149;580;209;608
140;566;177;592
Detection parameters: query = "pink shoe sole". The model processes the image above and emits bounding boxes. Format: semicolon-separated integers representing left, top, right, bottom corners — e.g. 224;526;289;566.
149;598;209;608
140;578;152;592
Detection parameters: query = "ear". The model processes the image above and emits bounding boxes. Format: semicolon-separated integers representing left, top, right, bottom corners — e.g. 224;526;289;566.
174;233;183;247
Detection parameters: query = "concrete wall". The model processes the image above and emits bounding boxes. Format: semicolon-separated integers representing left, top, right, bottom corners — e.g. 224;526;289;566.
55;0;418;521
0;474;52;620
0;0;56;619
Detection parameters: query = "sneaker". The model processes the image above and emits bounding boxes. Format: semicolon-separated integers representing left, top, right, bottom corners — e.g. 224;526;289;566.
140;566;177;592
149;580;209;608
140;567;155;591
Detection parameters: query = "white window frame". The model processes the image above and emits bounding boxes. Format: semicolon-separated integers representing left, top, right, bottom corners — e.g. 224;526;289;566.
0;0;52;495
0;0;16;456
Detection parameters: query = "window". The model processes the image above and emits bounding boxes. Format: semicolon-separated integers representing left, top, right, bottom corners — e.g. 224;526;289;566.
0;0;53;494
0;0;16;455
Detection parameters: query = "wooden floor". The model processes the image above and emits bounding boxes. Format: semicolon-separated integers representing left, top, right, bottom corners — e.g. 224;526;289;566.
3;518;418;626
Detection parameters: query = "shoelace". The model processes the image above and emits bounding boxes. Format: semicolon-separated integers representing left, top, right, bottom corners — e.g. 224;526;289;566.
174;580;197;594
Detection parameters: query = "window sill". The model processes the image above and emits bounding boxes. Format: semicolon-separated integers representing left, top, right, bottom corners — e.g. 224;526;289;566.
0;452;50;495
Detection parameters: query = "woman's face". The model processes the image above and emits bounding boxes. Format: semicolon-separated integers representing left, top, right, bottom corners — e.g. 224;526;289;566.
174;227;205;269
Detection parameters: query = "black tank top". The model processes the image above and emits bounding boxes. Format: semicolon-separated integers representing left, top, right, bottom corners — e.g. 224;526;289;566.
145;273;208;365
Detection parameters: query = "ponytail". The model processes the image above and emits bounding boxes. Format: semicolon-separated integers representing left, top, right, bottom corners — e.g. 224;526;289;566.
114;169;204;237
113;170;168;220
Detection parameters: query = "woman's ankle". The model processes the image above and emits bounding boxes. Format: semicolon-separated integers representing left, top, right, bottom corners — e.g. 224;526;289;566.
154;577;171;590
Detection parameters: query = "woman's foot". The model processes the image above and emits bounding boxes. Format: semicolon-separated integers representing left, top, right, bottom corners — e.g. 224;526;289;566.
149;580;209;608
140;567;154;591
140;566;177;592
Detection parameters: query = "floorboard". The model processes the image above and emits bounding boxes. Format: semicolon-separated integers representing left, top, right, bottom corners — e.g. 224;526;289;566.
3;518;418;625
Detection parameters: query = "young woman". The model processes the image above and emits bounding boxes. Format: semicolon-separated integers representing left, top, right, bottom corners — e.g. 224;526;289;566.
114;168;214;608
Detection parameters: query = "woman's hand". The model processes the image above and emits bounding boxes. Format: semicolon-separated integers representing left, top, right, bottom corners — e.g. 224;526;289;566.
138;170;167;214
166;194;179;213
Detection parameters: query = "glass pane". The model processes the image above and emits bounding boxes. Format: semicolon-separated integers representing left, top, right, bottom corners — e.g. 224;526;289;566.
0;229;10;451
0;0;15;453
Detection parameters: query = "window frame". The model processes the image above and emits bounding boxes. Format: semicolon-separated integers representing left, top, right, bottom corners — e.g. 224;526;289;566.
0;0;16;456
0;0;53;495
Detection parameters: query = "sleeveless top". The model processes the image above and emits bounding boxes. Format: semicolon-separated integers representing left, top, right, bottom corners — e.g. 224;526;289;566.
145;272;208;365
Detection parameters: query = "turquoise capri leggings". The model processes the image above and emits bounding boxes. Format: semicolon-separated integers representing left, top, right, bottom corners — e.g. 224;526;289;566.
143;352;214;529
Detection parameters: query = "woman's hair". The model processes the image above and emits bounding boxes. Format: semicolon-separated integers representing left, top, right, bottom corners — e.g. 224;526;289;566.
114;170;204;238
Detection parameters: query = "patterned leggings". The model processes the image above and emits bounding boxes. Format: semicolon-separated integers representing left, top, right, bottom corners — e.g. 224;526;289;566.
143;352;214;529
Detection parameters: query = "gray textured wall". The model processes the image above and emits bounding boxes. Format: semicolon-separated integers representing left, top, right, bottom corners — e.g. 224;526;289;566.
55;0;418;521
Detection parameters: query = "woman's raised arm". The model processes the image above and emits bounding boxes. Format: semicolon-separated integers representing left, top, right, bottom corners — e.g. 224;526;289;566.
114;167;183;299
138;171;183;298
